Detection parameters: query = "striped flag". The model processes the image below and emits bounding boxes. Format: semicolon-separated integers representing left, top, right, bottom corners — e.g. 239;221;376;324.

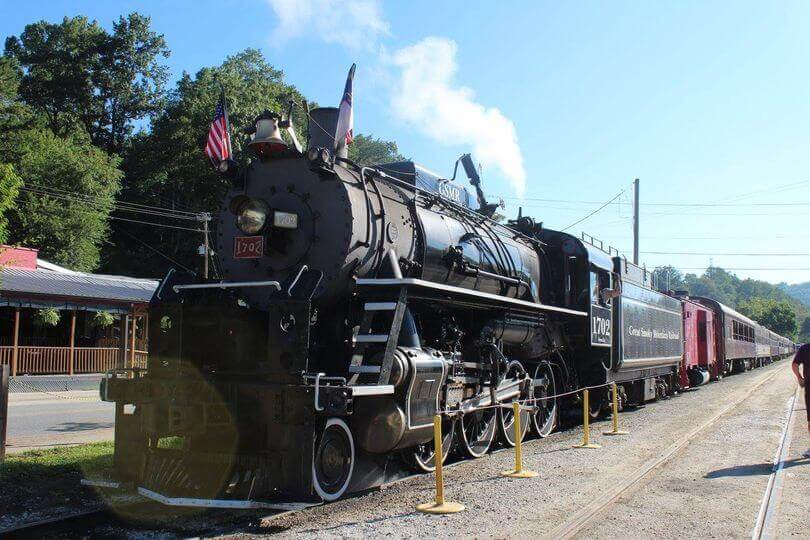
335;64;355;151
205;92;232;163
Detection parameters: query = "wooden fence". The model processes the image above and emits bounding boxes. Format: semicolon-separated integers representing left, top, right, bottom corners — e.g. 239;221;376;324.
0;346;147;375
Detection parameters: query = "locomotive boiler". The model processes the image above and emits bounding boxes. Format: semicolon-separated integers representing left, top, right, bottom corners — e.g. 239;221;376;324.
102;106;587;505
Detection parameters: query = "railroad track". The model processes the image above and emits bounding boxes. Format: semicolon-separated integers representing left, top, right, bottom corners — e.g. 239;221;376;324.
2;504;143;538
544;365;787;540
0;501;288;538
3;365;792;538
752;386;799;539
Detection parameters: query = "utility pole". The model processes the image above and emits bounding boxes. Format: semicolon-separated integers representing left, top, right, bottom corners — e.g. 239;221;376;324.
633;178;640;265
199;212;212;279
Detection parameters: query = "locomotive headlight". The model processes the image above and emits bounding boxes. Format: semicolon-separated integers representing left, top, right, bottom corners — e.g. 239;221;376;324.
236;199;269;234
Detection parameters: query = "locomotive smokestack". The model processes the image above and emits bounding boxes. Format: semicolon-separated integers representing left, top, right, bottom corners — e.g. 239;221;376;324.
307;107;347;159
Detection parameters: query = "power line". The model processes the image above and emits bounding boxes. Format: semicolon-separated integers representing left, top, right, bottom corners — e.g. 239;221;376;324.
671;267;810;271
642;251;810;257
116;227;196;275
108;216;203;232
560;190;625;232
496;197;810;207
21;184;203;219
22;188;203;222
613;235;810;240
496;179;810;206
24;182;202;215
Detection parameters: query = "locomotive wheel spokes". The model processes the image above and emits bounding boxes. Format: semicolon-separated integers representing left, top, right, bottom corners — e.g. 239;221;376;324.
459;408;497;458
497;361;531;447
531;363;558;438
498;399;530;447
312;418;355;501
407;417;456;472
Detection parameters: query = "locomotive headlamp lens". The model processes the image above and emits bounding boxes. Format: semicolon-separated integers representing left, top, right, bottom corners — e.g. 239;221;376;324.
236;199;269;234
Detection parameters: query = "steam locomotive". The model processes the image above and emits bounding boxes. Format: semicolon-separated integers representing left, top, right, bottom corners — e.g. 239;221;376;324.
101;105;795;507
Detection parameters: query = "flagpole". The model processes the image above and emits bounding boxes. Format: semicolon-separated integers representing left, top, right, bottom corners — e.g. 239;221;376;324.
219;83;233;157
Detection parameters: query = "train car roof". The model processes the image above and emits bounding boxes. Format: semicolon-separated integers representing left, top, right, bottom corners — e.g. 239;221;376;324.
718;303;758;327
683;295;757;327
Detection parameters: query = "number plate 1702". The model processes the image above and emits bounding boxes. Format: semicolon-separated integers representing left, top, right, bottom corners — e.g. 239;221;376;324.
234;236;264;258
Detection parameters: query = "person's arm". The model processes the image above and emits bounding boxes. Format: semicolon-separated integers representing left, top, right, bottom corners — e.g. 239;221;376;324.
793;357;805;387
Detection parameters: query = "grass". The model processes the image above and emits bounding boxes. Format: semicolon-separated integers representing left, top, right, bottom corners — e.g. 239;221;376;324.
0;442;115;519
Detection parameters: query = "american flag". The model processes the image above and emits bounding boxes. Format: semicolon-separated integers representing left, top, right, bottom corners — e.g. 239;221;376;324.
335;64;355;150
205;93;232;163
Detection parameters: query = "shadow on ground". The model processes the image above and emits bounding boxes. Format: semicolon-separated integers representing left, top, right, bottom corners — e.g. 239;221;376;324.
48;421;114;432
705;457;809;478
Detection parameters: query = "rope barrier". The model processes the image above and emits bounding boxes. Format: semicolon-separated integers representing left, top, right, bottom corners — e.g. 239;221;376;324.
501;401;539;478
416;415;465;514
603;382;629;436
432;372;665;417
416;373;652;516
572;388;601;449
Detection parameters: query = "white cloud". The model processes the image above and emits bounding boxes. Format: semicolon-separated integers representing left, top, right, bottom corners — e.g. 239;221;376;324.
265;1;526;196
387;37;527;196
266;0;389;50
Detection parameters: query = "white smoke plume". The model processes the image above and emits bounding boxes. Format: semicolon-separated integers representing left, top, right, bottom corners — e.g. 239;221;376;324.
266;0;389;50
265;2;527;196
387;38;526;197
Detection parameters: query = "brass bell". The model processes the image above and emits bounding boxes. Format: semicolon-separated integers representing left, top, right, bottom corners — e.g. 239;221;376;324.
248;116;288;157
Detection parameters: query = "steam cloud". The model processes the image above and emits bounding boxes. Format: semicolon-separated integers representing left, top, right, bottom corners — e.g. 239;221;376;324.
266;2;527;196
387;37;526;197
266;0;389;49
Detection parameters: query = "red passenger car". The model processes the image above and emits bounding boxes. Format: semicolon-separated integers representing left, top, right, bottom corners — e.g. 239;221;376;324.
680;298;718;387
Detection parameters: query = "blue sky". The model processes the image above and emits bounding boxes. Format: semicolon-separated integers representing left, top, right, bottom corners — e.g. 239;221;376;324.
2;0;809;284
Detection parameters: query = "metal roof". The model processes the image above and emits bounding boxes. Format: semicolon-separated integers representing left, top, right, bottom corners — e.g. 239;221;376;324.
0;267;157;305
718;302;757;327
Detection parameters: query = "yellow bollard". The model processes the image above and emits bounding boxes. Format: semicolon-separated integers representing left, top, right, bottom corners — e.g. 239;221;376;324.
416;415;465;514
501;401;538;478
572;388;601;449
603;382;629;436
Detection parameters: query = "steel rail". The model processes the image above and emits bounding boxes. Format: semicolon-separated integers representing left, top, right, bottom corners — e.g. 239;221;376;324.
544;364;786;540
752;386;799;539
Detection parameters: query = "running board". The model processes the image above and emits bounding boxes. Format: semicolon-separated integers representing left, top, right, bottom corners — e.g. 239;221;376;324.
137;487;316;511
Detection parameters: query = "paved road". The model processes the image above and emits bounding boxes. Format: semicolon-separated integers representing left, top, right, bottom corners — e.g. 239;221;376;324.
5;392;114;453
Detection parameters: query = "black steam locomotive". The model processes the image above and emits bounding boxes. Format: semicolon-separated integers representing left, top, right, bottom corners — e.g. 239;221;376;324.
100;105;750;507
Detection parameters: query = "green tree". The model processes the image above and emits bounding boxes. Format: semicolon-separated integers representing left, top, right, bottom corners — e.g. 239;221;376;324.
799;317;810;343
103;49;308;275
348;134;405;165
6;129;121;271
0;163;21;243
739;297;797;339
652;265;684;292
5;13;169;153
0;57;25;244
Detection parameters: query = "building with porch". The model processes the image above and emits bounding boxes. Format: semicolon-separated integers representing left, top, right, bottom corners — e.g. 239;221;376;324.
0;246;158;376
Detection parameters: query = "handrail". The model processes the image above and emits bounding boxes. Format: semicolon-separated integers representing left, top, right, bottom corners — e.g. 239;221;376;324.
172;280;281;293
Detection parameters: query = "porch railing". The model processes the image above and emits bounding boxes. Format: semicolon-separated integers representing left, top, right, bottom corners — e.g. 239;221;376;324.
0;346;148;375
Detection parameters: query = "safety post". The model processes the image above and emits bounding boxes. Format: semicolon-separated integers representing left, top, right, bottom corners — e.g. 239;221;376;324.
416;415;465;514
572;388;601;449
603;382;629;436
501;401;538;478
